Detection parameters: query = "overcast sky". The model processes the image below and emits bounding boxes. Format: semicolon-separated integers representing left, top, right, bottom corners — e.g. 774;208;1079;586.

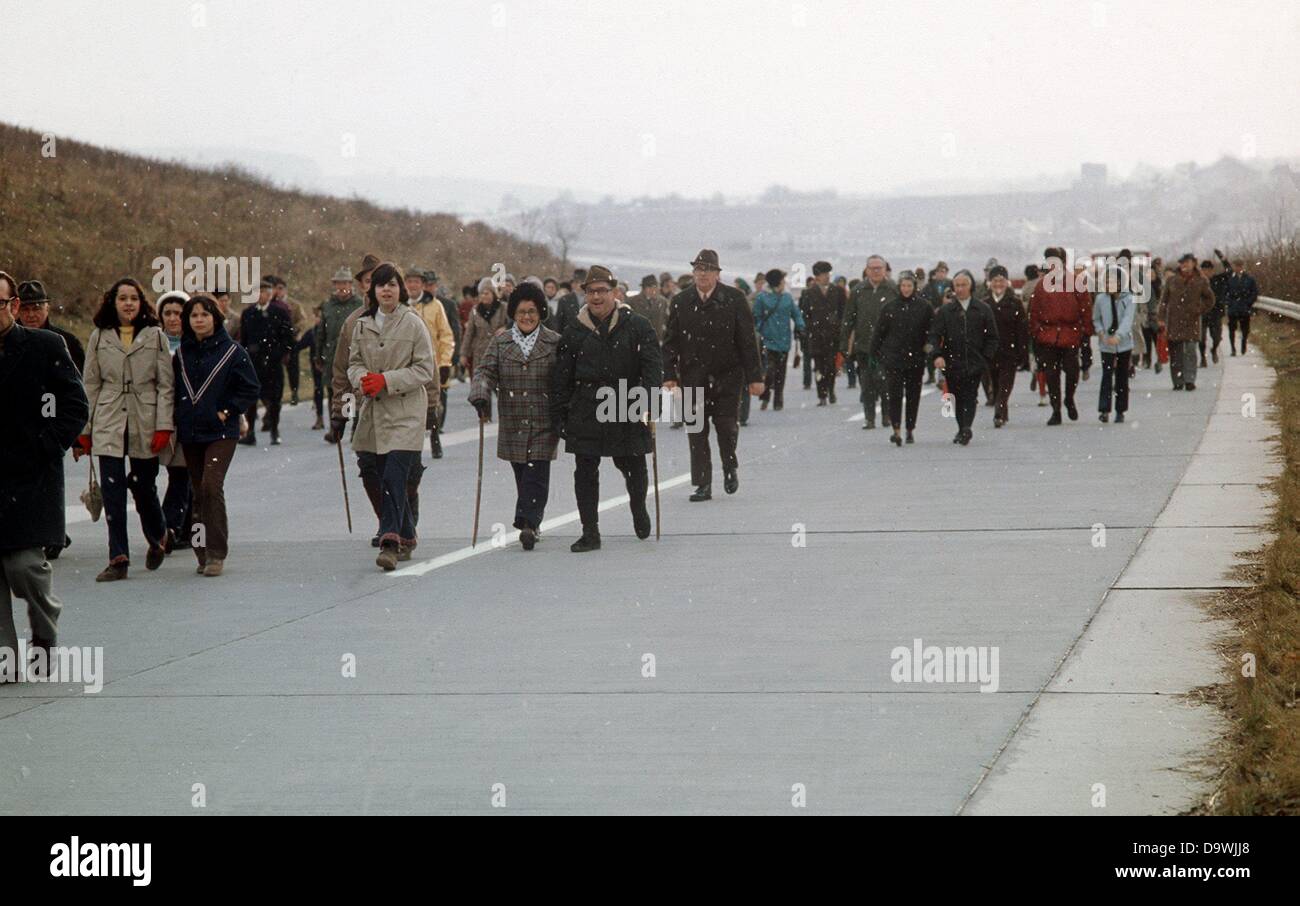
4;0;1299;200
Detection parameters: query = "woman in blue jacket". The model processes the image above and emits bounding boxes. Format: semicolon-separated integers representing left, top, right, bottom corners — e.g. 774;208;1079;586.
751;268;806;412
173;295;260;576
1093;269;1135;424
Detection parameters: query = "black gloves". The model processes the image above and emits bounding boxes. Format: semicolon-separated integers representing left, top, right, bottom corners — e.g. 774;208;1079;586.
471;398;491;419
439;366;451;384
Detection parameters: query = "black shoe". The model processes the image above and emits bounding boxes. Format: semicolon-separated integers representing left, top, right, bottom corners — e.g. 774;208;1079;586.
829;391;837;404
270;430;281;445
817;398;827;407
1099;412;1109;423
864;419;875;429
1212;349;1219;364
520;526;536;550
290;393;300;406
1231;348;1237;357
689;485;712;502
1185;383;1196;391
953;431;963;444
1047;411;1062;426
45;544;62;560
371;534;381;548
723;470;738;495
632;507;652;540
959;429;972;446
1065;402;1078;421
570;532;601;553
145;545;165;571
890;432;902;446
905;431;914;444
760;398;769;411
773;402;783;412
238;434;257;446
984;399;995;407
1115;412;1125;423
431;433;443;459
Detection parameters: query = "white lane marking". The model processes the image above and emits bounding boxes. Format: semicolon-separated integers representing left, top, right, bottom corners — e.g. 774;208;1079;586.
390;471;696;577
845;385;938;422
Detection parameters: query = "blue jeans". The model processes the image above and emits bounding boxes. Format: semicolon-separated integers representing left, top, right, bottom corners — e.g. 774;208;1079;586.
98;454;166;563
374;450;420;546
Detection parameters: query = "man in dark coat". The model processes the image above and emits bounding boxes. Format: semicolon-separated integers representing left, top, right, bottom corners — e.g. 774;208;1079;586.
1224;256;1260;355
661;249;764;501
0;289;88;679
840;255;899;428
628;274;669;339
799;260;847;404
552;265;663;552
238;278;296;445
929;269;999;445
14;281;85;375
548;267;586;336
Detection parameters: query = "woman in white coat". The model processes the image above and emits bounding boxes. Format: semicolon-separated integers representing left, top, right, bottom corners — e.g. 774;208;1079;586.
76;278;175;581
347;263;436;571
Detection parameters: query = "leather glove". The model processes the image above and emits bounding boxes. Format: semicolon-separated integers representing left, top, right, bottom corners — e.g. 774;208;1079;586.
471;398;490;419
360;372;386;397
439;366;451;384
150;430;172;454
330;416;347;438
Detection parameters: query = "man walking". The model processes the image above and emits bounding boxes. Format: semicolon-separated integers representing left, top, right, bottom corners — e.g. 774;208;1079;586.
1224;256;1259;355
551;266;662;552
1158;253;1216;391
0;283;88;681
320;267;364;444
661;250;764;501
239;278;296;445
15;281;84;374
408;268;455;459
799;261;847;405
840;255;898;428
929;270;999;445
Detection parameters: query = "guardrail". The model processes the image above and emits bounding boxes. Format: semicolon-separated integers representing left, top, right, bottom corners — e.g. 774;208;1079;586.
1257;296;1300;320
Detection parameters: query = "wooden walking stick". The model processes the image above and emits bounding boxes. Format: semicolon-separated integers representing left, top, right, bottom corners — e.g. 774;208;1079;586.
335;433;352;533
472;415;485;546
650;417;661;541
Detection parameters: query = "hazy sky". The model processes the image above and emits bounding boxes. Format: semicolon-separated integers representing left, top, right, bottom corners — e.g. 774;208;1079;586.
4;0;1299;200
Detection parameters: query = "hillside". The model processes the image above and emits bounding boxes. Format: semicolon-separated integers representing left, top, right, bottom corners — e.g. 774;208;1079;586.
0;123;562;320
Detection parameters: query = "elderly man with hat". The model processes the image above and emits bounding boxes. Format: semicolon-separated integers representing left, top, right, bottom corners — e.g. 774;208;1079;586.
15;280;85;375
321;264;365;443
840;255;899;428
799;261;847;404
551;265;663;552
661;250;764;501
0;276;88;680
407;267;455;458
548;267;586;336
628;274;669;339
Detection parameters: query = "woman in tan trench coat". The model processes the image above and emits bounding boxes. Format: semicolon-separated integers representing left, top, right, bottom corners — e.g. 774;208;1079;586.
346;263;436;571
76;277;175;581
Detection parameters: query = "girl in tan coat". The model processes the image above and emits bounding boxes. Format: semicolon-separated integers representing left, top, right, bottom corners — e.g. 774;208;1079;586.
76;278;175;581
346;264;436;571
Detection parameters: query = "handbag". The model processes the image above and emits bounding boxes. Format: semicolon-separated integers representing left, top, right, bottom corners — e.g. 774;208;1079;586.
81;456;103;522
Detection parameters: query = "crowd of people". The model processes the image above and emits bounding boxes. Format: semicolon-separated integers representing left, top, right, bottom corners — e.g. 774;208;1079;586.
0;245;1265;676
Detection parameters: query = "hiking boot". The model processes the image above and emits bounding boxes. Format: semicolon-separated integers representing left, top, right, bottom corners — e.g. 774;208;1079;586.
723;470;739;495
396;546;412;562
96;562;128;582
371;534;381;548
202;559;224;577
145;545;165;571
376;543;399;571
632;506;652;540
689;485;712;502
570;532;601;553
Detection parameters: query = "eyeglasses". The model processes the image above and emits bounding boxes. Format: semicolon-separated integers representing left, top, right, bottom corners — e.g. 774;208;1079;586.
587;286;613;296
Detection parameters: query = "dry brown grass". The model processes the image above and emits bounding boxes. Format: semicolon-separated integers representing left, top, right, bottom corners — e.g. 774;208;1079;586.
0;122;560;324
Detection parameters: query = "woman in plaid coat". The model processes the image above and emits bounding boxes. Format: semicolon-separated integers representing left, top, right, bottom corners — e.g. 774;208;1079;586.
468;283;560;551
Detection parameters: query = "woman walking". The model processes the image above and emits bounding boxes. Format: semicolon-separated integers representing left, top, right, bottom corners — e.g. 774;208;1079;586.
1094;268;1136;423
174;295;260;576
347;264;436;571
461;278;510;420
984;266;1029;428
871;271;932;445
468;283;561;550
157;291;192;552
78;278;175;582
751;268;806;412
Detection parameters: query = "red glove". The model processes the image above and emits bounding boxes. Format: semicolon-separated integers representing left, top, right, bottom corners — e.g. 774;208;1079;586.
77;435;92;454
360;372;386;397
150;430;172;454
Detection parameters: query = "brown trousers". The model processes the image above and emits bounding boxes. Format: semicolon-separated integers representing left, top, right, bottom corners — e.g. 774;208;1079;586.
182;438;238;562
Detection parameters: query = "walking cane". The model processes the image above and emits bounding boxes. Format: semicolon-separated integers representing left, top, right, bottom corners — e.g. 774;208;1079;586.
650;416;661;541
472;415;485;546
335;433;352;533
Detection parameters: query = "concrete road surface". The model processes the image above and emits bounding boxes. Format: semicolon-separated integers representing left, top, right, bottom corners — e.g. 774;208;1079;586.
0;354;1244;814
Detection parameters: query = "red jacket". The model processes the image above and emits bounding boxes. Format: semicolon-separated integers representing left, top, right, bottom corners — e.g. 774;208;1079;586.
1030;276;1092;348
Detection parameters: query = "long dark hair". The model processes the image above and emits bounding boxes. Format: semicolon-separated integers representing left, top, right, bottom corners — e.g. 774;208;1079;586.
93;277;159;330
364;262;409;317
179;294;226;343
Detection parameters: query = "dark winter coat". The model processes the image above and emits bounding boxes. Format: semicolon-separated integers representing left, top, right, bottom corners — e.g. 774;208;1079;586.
552;304;663;457
985;291;1030;367
1157;272;1216;342
871;293;935;372
928;298;1000;378
469;327;561;462
0;324;88;551
44;320;85;375
662;283;763;412
798;283;847;359
173;326;262;445
1225;271;1260;317
239;303;296;376
548;291;582;337
840;279;900;359
627;292;669;340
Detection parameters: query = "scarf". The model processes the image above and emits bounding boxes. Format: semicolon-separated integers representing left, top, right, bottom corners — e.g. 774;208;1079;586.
511;322;540;358
477;300;501;323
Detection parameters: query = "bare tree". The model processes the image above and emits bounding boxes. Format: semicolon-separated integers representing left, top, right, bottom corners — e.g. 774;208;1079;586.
550;207;587;273
515;206;547;246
